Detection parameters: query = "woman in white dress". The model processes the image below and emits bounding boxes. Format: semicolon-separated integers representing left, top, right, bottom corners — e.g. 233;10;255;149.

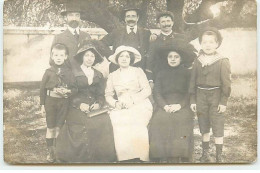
105;46;153;162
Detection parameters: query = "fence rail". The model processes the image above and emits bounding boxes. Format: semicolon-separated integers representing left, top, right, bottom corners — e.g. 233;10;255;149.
3;27;160;39
3;27;109;40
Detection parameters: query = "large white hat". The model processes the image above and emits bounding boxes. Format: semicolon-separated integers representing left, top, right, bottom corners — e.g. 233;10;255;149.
108;46;141;65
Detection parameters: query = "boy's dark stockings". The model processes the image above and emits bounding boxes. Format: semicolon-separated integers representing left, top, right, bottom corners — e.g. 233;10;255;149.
46;138;56;163
216;144;223;163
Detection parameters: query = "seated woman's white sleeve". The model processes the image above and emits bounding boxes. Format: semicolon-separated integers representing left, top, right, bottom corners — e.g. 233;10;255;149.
105;74;117;107
131;68;151;104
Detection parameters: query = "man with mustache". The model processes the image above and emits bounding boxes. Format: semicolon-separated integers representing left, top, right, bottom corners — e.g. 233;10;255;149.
101;6;153;73
145;11;186;87
52;2;91;73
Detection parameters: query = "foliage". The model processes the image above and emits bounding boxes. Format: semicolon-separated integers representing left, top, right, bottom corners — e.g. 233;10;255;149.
4;0;64;27
3;0;167;29
4;0;257;31
3;0;98;27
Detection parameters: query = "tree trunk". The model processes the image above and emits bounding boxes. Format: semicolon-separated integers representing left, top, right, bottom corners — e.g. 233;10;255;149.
80;0;122;33
139;0;149;27
166;0;185;33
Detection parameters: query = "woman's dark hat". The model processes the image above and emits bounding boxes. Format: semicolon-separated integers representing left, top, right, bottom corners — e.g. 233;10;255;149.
61;1;83;16
199;26;223;47
90;39;113;58
156;11;174;23
74;40;104;65
157;39;197;67
120;5;141;20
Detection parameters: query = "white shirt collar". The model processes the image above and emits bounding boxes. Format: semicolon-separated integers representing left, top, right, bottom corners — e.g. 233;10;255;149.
68;26;80;35
126;25;137;34
161;30;173;36
80;65;94;85
81;64;93;72
198;52;223;67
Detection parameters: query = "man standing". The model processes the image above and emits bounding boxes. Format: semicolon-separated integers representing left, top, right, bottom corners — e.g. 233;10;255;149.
146;11;187;85
101;6;152;72
52;2;91;73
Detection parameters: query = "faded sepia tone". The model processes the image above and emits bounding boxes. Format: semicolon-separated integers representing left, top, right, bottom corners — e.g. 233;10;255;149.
3;0;257;164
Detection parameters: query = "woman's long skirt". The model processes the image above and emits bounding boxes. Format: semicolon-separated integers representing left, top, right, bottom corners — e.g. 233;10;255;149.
149;107;194;161
56;108;117;163
109;99;153;161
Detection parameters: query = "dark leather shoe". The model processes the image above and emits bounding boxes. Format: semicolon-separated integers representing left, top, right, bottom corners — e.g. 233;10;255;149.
200;149;214;163
46;146;55;163
216;153;223;163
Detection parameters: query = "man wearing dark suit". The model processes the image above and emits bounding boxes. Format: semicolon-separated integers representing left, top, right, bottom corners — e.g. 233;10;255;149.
52;3;91;73
146;11;187;87
101;6;152;72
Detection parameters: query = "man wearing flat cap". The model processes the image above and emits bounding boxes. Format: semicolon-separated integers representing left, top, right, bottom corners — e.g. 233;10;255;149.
146;11;187;86
52;1;91;73
101;6;153;73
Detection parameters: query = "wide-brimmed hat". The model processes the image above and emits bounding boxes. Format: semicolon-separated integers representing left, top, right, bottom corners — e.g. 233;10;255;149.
74;40;104;65
156;11;174;23
78;39;113;58
61;1;83;16
120;5;141;21
157;39;197;67
108;46;141;65
199;26;223;47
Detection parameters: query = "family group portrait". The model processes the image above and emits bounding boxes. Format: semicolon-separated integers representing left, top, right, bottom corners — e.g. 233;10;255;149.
3;0;257;165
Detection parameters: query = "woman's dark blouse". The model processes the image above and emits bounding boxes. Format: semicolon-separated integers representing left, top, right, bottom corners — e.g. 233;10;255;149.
67;68;106;124
40;65;77;105
154;65;191;109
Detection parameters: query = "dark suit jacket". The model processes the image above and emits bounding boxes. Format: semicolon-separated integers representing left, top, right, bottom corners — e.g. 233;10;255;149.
52;29;91;73
101;26;151;71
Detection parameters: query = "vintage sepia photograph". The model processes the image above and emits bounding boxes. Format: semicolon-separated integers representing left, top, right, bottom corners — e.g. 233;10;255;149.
3;0;257;165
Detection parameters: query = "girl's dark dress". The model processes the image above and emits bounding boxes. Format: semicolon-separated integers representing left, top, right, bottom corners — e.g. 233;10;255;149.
56;68;116;163
149;65;194;161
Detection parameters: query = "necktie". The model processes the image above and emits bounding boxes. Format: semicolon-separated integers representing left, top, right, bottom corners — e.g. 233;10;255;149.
74;30;79;41
129;27;135;35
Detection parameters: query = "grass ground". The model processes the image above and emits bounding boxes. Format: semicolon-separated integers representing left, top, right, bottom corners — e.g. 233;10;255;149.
3;74;257;165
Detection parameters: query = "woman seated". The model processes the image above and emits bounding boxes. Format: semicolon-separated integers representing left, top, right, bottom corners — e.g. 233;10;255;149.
56;40;116;163
149;40;196;163
105;46;153;162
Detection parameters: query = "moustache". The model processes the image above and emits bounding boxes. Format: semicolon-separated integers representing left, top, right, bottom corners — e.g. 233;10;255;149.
68;20;79;28
163;25;172;28
126;20;136;24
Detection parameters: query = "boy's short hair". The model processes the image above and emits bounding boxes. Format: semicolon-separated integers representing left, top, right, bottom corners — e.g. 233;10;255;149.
201;31;219;42
51;43;69;55
199;27;223;47
49;43;70;66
